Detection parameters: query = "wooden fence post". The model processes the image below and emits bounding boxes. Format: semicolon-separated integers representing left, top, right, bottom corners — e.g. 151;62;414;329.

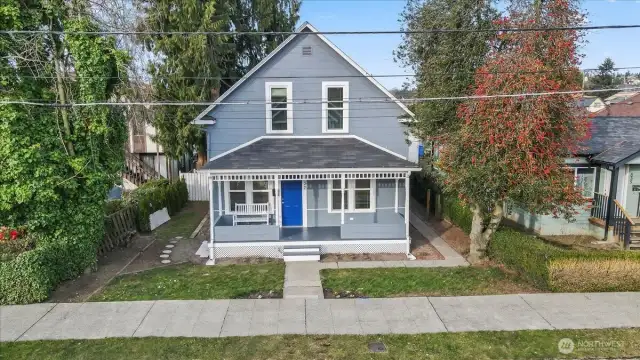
425;189;431;219
435;193;443;220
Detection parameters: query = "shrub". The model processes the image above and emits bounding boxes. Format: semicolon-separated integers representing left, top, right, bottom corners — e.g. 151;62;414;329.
104;199;125;215
129;179;189;232
442;196;473;234
489;228;640;292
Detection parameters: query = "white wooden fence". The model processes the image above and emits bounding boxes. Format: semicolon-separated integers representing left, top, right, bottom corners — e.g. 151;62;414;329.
180;172;210;201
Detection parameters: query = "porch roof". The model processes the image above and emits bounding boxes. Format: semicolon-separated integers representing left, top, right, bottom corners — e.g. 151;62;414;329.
201;137;418;171
579;116;640;156
591;141;640;166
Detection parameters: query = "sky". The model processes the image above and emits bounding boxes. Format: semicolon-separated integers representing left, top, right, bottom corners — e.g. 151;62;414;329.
297;0;640;89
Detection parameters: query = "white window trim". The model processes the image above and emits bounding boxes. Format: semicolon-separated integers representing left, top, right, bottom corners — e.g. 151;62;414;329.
225;181;273;213
265;82;293;134
327;179;376;213
573;167;596;199
322;81;349;133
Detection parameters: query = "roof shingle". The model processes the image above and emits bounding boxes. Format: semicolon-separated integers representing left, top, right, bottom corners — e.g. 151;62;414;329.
201;137;417;171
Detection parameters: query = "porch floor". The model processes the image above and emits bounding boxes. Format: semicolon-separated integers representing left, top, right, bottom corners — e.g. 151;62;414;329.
279;227;341;241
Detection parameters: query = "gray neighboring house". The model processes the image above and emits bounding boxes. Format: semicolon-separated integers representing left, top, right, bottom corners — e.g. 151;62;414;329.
193;22;421;263
506;116;640;249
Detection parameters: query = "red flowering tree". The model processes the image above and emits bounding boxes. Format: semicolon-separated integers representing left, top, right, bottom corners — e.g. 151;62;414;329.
438;0;590;262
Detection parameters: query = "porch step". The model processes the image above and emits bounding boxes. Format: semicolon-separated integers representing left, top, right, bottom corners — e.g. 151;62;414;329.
283;246;320;262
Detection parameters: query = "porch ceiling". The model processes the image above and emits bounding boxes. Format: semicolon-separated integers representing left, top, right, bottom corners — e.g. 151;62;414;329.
201;137;417;171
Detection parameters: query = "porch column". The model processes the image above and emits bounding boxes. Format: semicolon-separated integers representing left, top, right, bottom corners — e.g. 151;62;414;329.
340;175;345;225
405;174;410;254
603;167;619;241
206;178;216;265
217;180;223;217
394;179;399;213
274;179;280;226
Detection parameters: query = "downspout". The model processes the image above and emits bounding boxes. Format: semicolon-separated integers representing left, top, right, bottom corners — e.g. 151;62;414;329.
206;178;216;265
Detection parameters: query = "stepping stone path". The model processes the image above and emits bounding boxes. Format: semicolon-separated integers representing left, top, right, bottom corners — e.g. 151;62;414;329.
157;236;182;264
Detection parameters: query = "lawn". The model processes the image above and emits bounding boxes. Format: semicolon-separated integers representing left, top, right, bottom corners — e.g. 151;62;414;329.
153;201;208;240
321;265;539;298
2;328;639;359
90;263;285;301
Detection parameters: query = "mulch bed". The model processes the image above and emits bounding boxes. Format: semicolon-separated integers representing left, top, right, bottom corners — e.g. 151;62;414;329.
216;257;284;265
323;288;366;299
321;253;407;262
428;219;470;256
246;290;283;299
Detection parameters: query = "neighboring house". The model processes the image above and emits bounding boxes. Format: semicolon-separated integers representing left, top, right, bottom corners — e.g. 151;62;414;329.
506;116;640;249
577;96;606;113
596;92;640;117
193;22;421;263
123;106;193;189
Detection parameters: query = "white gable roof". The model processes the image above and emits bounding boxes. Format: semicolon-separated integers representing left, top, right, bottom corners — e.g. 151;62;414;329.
193;22;414;124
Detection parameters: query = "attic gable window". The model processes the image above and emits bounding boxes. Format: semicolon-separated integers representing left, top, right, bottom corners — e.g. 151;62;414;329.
322;81;349;133
265;82;293;134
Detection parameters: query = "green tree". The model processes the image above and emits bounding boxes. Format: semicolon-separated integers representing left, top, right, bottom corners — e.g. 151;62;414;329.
395;0;498;143
0;0;129;237
438;0;589;262
138;0;300;159
589;57;618;99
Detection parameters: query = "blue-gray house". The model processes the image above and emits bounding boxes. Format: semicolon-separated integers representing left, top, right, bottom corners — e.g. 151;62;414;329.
193;22;421;263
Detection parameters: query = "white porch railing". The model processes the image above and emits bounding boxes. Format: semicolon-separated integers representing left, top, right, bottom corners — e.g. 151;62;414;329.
233;203;270;226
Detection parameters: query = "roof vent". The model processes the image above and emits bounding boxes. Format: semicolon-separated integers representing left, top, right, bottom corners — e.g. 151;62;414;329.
302;46;312;56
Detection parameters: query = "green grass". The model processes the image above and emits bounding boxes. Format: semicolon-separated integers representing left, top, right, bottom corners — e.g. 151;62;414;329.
2;329;639;359
91;263;285;301
153;202;208;240
321;266;539;297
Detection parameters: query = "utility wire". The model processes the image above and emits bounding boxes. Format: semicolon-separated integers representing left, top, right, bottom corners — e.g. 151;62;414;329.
3;87;639;107
10;66;640;81
2;24;639;36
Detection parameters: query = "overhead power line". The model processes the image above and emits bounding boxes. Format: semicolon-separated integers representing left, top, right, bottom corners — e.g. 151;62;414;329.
11;66;640;81
2;24;639;36
3;87;639;107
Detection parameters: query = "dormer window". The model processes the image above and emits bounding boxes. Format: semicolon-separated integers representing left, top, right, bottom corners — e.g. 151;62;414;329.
322;81;349;133
265;82;293;134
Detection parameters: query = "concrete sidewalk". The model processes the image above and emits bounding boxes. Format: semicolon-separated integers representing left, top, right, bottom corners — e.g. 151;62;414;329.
2;292;639;341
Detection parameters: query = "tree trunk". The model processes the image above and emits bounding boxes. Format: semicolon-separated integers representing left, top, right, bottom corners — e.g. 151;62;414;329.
468;202;504;264
468;203;486;263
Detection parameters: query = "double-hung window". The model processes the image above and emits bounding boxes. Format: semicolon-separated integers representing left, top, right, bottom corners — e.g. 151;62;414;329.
328;179;375;212
574;167;596;198
322;81;349;133
226;181;272;212
265;82;293;133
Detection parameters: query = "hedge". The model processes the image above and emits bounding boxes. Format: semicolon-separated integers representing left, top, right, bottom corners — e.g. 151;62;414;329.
442;196;473;234
0;180;189;305
489;228;640;292
128;179;189;232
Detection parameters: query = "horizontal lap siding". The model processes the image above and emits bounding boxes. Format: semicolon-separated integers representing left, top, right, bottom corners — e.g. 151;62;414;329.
204;33;412;159
214;224;280;242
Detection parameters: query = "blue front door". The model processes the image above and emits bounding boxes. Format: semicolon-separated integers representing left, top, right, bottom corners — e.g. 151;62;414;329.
281;181;303;226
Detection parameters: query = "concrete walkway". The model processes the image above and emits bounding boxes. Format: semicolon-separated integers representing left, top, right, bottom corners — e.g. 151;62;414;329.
2;292;639;341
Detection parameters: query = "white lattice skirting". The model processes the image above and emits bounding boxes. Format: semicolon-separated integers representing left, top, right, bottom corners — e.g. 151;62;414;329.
212;242;406;259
